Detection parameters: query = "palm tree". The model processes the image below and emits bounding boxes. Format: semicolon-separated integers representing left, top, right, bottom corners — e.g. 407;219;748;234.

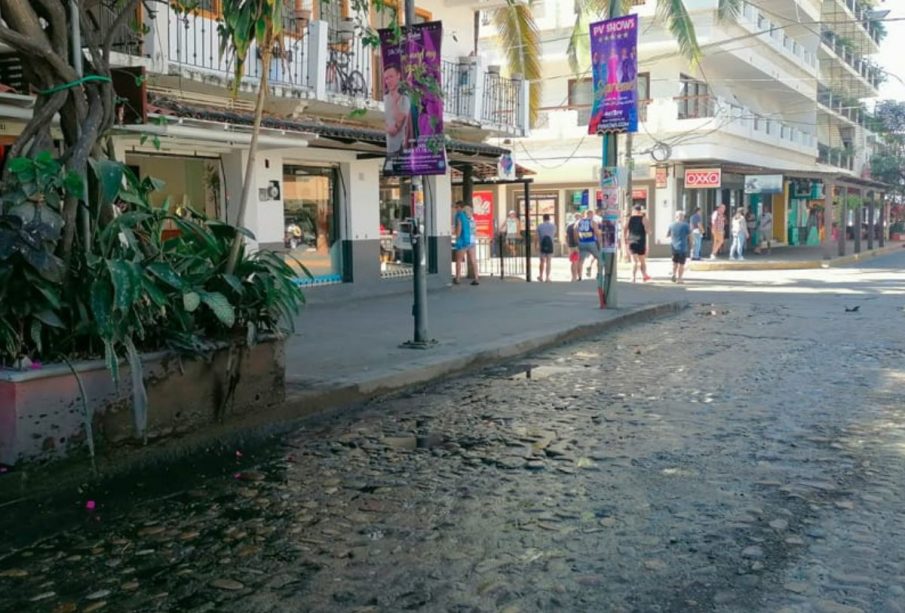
491;0;740;127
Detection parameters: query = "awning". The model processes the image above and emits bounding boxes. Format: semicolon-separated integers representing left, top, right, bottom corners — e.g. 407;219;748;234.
144;95;510;164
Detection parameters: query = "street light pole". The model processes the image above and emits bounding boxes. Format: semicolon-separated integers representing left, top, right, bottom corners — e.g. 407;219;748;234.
402;0;433;348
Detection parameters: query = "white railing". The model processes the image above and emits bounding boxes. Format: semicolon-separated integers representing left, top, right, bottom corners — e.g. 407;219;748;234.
737;1;817;72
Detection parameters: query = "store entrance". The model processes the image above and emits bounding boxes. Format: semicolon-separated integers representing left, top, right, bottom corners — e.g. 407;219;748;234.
283;164;342;282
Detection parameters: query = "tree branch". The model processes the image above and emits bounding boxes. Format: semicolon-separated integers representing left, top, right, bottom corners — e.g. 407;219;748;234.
103;0;143;61
31;0;69;58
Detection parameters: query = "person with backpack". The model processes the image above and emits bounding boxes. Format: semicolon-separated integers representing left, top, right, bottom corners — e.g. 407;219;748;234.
536;213;556;282
576;209;602;280
566;212;582;281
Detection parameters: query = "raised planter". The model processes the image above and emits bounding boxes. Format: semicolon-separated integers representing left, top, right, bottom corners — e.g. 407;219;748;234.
0;339;284;466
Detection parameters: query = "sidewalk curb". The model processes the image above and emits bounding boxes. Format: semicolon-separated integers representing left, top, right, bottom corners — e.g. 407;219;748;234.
281;301;688;415
0;301;685;505
689;244;903;271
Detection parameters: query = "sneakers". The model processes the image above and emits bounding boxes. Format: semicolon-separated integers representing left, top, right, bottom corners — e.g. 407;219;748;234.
709;254;716;260
671;273;677;283
471;280;480;286
642;274;652;282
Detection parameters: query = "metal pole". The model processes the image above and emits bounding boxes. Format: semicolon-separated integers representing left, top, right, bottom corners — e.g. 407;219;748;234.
71;0;90;251
867;193;875;251
524;180;531;282
463;165;474;280
402;0;432;348
601;133;618;308
838;185;846;257
879;194;886;247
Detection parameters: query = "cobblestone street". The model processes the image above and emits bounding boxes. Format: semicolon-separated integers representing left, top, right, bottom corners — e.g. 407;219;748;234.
3;257;905;612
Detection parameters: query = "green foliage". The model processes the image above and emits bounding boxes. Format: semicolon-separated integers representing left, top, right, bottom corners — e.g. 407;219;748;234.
217;0;285;95
0;156;308;438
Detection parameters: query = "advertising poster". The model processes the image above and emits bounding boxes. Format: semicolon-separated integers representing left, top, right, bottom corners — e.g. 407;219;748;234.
588;15;639;135
744;174;784;194
599;165;620;253
380;21;447;176
472;191;494;239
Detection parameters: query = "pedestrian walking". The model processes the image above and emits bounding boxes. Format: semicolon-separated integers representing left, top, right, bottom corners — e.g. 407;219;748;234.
536;213;556;283
576;209;601;280
499;210;521;256
730;207;748;261
624;205;651;282
710;203;727;258
666;210;692;283
689;206;703;260
566;212;581;281
453;200;479;285
759;208;773;255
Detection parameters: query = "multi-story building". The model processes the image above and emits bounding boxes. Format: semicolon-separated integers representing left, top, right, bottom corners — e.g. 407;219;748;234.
0;1;529;297
482;0;888;256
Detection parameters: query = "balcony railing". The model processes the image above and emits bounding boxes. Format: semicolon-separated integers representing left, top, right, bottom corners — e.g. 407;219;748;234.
676;95;715;120
737;2;817;71
85;0;143;56
167;5;311;91
837;0;883;46
675;95;816;152
440;59;476;120
818;142;855;170
817;86;871;127
819;28;882;90
482;71;521;127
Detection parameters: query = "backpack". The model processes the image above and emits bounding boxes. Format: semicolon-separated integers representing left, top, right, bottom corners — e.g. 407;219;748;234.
541;235;554;252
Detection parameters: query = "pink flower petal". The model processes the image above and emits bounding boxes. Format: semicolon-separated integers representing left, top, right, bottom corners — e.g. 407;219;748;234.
85;500;96;511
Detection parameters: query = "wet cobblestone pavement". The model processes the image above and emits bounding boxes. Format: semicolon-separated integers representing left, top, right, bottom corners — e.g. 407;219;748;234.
3;283;905;611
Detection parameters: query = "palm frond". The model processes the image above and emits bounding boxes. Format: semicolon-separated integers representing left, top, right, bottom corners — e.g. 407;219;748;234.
656;0;701;63
493;1;543;125
717;0;742;21
567;6;591;75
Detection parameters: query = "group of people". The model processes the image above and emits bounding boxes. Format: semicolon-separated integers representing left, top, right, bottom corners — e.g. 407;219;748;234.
562;206;653;283
701;203;773;261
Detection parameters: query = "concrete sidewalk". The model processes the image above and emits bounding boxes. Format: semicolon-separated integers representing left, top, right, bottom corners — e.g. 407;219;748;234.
689;240;904;271
285;279;685;410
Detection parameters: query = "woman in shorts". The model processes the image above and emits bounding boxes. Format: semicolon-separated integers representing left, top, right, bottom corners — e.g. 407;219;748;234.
624;205;651;282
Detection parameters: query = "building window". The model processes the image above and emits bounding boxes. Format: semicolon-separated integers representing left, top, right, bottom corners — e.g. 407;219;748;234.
513;191;559;235
378;177;413;278
283;164;343;284
638;72;650;121
677;74;711;119
568;78;594;126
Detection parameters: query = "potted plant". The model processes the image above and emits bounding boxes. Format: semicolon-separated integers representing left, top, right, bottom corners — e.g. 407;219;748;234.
336;16;355;42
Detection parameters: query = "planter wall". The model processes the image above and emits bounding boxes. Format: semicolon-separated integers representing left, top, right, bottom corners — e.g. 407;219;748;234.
0;340;285;466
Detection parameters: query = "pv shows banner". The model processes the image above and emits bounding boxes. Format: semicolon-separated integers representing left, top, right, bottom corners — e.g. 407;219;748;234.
379;21;447;176
588;14;638;135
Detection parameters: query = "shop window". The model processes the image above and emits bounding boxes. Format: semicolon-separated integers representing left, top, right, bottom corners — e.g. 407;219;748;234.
283;165;342;284
568;79;593;126
513;192;559;234
379;176;413;278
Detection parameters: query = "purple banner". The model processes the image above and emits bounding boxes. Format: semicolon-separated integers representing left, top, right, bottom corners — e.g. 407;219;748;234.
588;15;638;135
379;21;447;176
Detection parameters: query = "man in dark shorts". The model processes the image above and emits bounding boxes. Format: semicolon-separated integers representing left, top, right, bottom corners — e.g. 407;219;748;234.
666;210;692;283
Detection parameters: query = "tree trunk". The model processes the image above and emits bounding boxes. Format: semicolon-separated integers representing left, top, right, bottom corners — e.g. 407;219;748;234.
225;43;273;275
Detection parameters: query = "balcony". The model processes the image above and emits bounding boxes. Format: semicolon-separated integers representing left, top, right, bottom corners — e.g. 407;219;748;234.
155;6;526;135
673;95;817;154
819;28;883;93
828;0;884;48
816;86;871;128
818;142;855;171
736;1;817;73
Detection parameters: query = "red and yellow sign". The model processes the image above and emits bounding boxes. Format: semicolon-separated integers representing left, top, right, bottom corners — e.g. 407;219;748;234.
472;191;494;239
684;168;722;189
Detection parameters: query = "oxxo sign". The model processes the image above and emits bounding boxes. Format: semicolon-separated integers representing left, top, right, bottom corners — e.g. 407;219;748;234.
684;168;722;189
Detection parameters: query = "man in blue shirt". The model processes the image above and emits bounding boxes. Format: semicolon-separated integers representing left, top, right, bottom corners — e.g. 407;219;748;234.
666;210;692;284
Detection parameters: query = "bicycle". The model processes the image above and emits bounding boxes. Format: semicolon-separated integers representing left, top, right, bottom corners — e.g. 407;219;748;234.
326;45;368;97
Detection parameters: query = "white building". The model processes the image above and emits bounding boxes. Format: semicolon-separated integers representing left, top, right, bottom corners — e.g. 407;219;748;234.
0;0;529;298
481;0;888;256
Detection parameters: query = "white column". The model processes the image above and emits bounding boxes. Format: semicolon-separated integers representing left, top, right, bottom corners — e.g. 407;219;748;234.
145;3;170;73
345;158;381;240
308;20;328;100
253;152;285;247
472;58;485;124
221;151;257;248
655;167;678;245
516;76;529;136
427;174;452;237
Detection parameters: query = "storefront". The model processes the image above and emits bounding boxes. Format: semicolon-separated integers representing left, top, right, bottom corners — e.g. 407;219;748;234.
282;163;343;283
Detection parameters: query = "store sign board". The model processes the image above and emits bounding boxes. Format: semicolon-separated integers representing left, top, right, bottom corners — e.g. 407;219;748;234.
744;174;783;194
655;166;668;188
684;168;721;189
472;191;494;239
632;188;648;200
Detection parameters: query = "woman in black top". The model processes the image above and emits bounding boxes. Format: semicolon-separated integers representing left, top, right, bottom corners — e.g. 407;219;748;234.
624;205;652;282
